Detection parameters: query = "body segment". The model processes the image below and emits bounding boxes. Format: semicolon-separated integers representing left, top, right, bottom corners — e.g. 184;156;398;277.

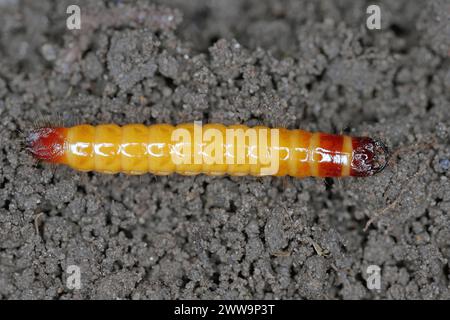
26;124;388;177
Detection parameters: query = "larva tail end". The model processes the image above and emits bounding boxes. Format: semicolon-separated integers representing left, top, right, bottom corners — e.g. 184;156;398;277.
26;127;67;163
351;137;389;177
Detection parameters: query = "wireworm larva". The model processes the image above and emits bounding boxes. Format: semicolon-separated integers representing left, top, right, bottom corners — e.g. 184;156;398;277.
26;123;389;177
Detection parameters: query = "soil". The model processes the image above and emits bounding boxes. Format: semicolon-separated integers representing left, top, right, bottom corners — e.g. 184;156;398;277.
0;0;449;299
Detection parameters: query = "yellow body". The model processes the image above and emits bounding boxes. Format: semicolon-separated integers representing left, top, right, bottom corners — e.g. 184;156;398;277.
62;124;354;177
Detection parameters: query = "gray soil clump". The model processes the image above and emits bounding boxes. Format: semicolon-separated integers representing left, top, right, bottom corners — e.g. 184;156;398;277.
0;0;449;299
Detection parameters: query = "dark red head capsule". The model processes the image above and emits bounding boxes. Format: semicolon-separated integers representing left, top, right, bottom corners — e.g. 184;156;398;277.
350;137;389;177
26;127;67;163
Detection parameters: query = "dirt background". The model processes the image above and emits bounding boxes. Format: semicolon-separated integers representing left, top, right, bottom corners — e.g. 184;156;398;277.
0;0;449;299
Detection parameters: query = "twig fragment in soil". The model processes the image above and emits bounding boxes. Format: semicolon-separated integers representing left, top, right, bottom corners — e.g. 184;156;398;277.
310;239;330;257
34;212;44;236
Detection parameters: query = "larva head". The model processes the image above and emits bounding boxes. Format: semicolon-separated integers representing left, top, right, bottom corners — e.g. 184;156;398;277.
351;137;389;177
26;127;67;163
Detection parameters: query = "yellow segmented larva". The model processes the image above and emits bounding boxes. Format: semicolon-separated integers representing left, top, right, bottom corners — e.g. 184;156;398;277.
26;123;389;177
